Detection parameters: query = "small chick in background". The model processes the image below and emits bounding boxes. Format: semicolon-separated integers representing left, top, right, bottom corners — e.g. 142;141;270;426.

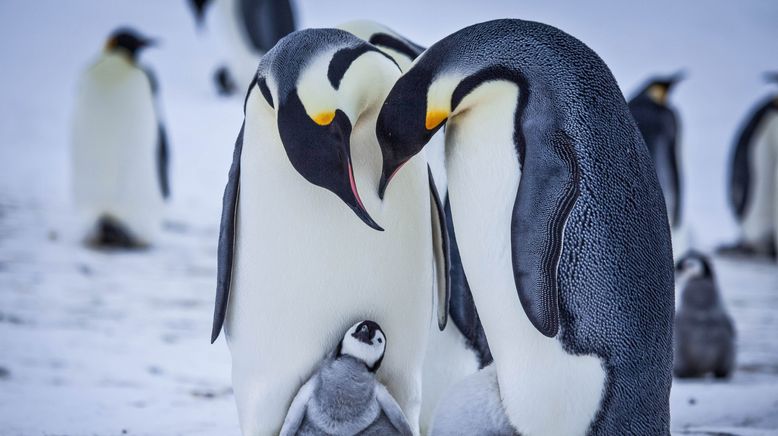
674;251;736;379
280;321;412;436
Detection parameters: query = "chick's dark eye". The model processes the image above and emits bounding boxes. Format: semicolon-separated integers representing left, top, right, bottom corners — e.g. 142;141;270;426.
377;337;382;343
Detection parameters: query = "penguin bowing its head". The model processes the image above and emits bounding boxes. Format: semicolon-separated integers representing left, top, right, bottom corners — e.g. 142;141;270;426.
253;29;405;230
374;19;674;435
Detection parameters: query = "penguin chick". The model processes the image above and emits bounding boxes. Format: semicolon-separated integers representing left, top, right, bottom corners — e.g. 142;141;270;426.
674;251;736;379
430;364;518;436
280;321;413;436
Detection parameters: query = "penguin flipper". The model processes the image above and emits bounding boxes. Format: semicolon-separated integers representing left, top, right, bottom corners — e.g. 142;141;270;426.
157;123;170;199
211;123;244;343
428;166;451;330
444;197;493;367
280;375;317;436
511;97;579;338
374;384;413;436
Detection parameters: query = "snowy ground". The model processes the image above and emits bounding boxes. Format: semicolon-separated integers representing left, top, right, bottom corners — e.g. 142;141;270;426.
1;1;777;435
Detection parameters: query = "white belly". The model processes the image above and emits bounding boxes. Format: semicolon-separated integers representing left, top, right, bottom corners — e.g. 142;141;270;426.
420;319;479;434
225;93;434;435
741;111;778;247
445;81;606;436
70;54;163;244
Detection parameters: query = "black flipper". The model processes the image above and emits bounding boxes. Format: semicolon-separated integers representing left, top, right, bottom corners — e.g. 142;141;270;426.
211;123;244;343
157;124;170;199
668;130;681;227
445;197;493;367
428;166;450;330
510;82;580;338
729;98;777;219
143;66;171;199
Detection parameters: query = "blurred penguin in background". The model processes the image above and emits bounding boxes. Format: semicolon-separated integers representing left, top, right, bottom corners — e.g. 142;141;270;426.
674;251;736;379
188;0;296;95
71;28;169;248
629;72;686;258
338;20;492;433
720;73;778;260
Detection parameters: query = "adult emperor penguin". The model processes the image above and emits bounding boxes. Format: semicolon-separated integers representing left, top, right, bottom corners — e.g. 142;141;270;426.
673;251;736;379
188;0;296;94
212;28;449;435
376;19;674;435
721;73;778;259
338;20;492;432
280;321;412;436
628;73;686;256
71;28;170;248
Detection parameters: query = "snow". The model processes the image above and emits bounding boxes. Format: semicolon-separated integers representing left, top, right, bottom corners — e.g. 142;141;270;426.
0;0;776;434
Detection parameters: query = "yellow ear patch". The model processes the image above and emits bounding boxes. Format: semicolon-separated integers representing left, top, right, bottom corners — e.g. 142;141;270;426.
312;111;336;126
425;110;449;130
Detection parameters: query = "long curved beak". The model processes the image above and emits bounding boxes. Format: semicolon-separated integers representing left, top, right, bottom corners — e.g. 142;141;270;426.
378;160;407;200
346;159;383;231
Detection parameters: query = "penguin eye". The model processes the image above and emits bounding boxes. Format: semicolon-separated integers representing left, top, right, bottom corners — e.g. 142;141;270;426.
377;337;382;343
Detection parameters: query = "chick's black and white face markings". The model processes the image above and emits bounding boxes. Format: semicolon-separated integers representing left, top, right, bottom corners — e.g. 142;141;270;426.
259;29;396;230
339;320;387;372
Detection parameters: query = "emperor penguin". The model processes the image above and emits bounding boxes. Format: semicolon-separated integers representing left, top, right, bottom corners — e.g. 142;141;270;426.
71;28;170;248
721;73;778;259
376;19;674;435
211;29;450;435
188;0;296;94
338;20;492;432
280;321;413;436
628;73;687;258
673;251;736;379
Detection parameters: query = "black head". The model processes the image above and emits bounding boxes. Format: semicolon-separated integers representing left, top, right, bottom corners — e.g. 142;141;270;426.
105;28;156;62
257;29;400;230
376;67;441;199
336;320;387;372
637;71;686;104
674;250;713;279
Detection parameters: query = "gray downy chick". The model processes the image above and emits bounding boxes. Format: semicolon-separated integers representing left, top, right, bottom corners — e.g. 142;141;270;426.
430;364;518;436
674;251;736;379
280;320;412;436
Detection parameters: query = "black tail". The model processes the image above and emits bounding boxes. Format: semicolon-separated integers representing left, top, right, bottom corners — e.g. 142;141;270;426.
92;216;142;249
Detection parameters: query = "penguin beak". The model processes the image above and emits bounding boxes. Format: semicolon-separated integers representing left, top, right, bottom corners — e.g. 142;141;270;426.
277;94;383;231
352;324;373;344
378;159;409;200
345;158;384;231
141;38;158;49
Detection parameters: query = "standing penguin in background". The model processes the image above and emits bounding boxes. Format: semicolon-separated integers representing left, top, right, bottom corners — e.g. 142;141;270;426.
71;28;170;248
720;73;778;259
674;251;736;379
188;0;296;95
628;73;686;257
376;19;674;435
339;20;492;433
212;29;449;435
280;321;412;436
